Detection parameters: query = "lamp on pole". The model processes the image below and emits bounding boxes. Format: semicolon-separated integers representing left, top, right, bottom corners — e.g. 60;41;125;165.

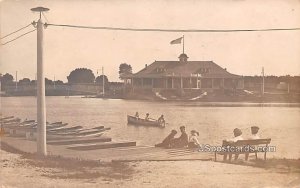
31;6;49;156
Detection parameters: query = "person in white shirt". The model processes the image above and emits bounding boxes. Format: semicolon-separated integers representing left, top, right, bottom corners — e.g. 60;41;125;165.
245;126;260;160
224;128;244;160
249;126;260;139
188;130;200;148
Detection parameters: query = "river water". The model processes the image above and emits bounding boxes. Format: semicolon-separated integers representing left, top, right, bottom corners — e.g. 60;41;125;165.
1;96;300;159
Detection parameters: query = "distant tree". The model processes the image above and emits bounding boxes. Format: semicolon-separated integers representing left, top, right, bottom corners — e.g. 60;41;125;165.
119;63;132;79
30;80;36;85
1;73;14;84
95;75;109;85
45;78;53;85
54;80;64;85
67;68;95;84
19;78;31;85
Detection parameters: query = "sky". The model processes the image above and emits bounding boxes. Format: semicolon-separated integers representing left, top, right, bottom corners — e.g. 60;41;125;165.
1;0;300;82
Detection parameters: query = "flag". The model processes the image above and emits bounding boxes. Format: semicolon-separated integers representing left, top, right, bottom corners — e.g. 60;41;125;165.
170;37;183;44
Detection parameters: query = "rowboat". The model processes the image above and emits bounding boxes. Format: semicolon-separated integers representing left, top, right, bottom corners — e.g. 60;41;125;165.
127;115;165;127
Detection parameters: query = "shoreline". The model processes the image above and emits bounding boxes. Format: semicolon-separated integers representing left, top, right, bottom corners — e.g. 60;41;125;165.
2;95;300;105
1;140;300;188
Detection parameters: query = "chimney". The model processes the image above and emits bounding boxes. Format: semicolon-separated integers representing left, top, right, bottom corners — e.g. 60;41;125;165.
145;64;148;68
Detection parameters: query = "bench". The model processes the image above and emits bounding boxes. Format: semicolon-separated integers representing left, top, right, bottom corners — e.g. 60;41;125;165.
214;138;271;161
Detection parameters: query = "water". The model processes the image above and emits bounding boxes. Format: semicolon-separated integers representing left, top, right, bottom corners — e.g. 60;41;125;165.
1;96;300;159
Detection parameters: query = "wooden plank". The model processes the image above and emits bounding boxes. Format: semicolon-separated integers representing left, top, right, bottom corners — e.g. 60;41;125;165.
47;137;112;145
67;141;136;150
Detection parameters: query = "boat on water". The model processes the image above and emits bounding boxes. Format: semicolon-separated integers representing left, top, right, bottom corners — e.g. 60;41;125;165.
127;115;165;127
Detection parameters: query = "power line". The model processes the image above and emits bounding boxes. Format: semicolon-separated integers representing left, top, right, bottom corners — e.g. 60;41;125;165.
1;29;36;46
1;23;33;39
46;23;300;33
42;12;49;23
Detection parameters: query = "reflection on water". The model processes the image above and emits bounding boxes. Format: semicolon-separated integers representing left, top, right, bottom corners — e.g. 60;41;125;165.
2;96;300;159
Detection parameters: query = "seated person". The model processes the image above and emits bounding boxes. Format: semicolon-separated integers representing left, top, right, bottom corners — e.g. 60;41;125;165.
249;126;260;139
145;113;150;121
158;115;165;124
170;126;189;148
188;130;200;148
245;126;260;160
155;130;177;148
224;128;244;160
226;128;244;142
135;112;139;119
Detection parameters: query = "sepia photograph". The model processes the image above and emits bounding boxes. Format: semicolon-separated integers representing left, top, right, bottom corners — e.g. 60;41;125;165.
1;0;300;187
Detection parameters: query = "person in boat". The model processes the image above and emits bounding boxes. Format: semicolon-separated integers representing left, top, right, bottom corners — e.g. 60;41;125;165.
135;112;139;119
145;113;150;121
188;130;200;148
170;126;189;148
155;129;177;148
249;126;260;139
157;115;165;125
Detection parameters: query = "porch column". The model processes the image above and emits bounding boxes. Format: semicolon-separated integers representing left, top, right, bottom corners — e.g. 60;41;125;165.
222;78;225;89
189;77;192;88
141;78;144;88
165;78;168;88
180;75;183;89
171;77;174;89
151;78;154;88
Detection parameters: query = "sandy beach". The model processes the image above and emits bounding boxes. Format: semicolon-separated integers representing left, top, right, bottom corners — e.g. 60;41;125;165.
1;147;300;188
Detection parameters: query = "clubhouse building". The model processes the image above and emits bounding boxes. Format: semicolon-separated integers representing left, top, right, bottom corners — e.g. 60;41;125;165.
122;53;244;92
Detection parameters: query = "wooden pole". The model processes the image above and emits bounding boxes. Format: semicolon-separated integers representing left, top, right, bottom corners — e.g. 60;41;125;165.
37;18;47;156
102;67;105;96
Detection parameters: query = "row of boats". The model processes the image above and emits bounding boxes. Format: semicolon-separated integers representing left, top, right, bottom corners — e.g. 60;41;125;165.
0;116;110;139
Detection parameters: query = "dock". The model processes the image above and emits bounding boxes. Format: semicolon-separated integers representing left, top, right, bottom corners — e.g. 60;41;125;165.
1;116;213;162
1;136;213;162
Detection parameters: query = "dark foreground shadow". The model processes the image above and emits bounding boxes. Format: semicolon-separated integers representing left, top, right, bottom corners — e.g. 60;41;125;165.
1;141;136;180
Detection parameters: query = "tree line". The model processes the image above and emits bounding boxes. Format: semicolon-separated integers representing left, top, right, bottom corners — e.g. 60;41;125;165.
1;63;133;90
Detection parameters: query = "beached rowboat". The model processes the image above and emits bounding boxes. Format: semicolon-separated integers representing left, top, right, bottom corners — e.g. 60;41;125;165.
127;115;165;127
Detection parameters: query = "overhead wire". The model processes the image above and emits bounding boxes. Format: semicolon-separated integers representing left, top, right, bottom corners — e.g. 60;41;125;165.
46;23;300;33
1;29;36;46
1;23;33;39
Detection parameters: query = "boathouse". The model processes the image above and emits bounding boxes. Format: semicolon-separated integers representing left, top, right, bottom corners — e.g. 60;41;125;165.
122;53;244;92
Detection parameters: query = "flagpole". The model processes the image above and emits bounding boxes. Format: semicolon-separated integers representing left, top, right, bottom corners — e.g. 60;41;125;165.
182;35;185;54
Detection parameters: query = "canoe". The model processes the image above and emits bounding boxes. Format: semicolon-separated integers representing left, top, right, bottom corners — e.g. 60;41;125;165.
127;115;165;127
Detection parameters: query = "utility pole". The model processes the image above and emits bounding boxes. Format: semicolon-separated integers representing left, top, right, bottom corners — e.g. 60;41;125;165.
53;75;56;89
31;6;49;156
15;71;18;90
262;67;265;96
102;67;105;96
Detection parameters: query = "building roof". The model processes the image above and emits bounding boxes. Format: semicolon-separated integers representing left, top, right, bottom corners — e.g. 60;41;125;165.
125;60;242;79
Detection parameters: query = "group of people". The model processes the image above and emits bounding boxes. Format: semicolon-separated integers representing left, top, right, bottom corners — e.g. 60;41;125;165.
226;126;260;143
155;125;261;149
155;126;200;149
135;112;165;124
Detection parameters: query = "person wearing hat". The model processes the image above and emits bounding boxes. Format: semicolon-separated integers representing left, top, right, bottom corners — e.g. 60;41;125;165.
224;128;244;160
226;128;244;142
188;130;200;148
249;126;260;139
155;129;177;148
